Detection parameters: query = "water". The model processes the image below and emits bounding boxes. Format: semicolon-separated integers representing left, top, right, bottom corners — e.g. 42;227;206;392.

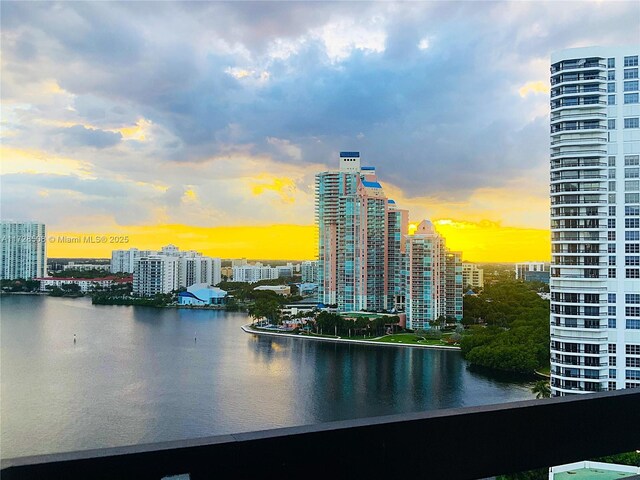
0;295;533;458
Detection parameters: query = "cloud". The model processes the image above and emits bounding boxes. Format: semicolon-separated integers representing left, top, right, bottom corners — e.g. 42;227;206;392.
55;125;122;149
1;0;638;260
518;81;550;98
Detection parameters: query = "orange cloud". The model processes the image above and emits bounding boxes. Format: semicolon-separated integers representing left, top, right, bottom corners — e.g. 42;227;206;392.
251;176;296;203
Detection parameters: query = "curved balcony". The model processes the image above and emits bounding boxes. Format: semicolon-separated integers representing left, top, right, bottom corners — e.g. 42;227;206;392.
550;62;606;74
550;149;607;158
551;357;608;367
551;73;607;85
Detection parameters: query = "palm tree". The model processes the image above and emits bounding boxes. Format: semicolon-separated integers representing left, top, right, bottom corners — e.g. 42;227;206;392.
531;380;551;399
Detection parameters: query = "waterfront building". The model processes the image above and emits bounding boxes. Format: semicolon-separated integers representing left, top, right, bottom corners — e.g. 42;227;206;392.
462;263;484;289
133;255;180;296
178;283;227;306
301;260;318;283
0;221;46;280
387;200;409;311
550;46;640;395
36;275;132;293
404;220;462;329
316;152;390;311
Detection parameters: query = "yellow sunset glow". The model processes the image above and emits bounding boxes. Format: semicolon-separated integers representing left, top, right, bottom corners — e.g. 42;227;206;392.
46;220;549;263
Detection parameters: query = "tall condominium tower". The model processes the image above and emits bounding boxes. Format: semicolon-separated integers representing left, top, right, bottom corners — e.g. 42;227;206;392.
0;221;47;280
316;152;392;311
404;220;462;330
387;200;409;311
550;46;640;396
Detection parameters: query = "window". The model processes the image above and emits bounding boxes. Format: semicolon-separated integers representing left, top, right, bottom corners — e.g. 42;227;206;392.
609;206;616;215
608;58;615;68
626;256;640;266
626;155;640;166
626;218;640;228
627;244;640;253
609;169;616;179
608;119;616;129
626;180;640;191
626;193;640;203
608;268;616;278
609;293;617;303
608;70;616;80
624;93;639;104
627;319;640;329
626;168;640;178
609;369;617;378
627;206;640;215
626;369;640;380
609;256;616;266
624;68;639;80
626;268;640;279
608;231;616;241
627;306;640;316
609;156;617;167
626;382;640;388
625;80;639;91
624;118;640;128
624;56;639;67
609;94;616;105
610;344;617;354
609;181;616;191
608;82;616;93
625;231;640;241
626;294;640;304
628;358;640;368
627;344;640;355
608;218;616;228
609;193;616;203
608;305;616;315
608;243;616;253
610;356;617;366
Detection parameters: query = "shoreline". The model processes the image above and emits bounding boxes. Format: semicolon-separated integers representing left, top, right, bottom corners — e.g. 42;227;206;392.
241;324;461;351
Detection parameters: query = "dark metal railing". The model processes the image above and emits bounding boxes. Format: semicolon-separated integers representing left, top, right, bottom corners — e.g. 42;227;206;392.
1;390;639;480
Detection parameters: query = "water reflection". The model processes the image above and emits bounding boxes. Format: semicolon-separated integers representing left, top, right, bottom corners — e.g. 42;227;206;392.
1;295;533;459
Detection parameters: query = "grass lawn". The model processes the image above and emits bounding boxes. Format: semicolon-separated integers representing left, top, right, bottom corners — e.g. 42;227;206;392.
537;365;551;376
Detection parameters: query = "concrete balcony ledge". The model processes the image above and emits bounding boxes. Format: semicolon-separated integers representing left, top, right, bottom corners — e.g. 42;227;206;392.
1;390;639;480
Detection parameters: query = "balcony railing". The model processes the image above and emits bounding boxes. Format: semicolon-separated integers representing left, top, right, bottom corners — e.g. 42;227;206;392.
1;390;638;480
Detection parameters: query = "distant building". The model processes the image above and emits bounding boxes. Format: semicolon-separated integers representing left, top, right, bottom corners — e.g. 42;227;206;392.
404;220;463;330
64;262;110;272
232;265;278;283
178;283;227;306
111;248;157;274
462;263;484;288
0;221;46;280
275;264;294;278
387;200;409;311
37;275;131;293
253;285;291;295
231;258;247;267
301;261;318;283
515;262;549;282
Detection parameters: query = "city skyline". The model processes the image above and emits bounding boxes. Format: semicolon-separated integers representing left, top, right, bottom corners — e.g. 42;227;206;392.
2;2;639;261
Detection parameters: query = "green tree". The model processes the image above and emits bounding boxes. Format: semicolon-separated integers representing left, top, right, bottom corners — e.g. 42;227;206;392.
531;381;550;399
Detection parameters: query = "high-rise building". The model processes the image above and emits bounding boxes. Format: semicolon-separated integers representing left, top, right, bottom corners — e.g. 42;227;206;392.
387;200;409;311
462;263;484;289
404;220;462;330
130;245;221;295
133;255;180;296
301;260;318;283
0;221;46;280
316;152;390;311
111;248;158;273
550;46;640;396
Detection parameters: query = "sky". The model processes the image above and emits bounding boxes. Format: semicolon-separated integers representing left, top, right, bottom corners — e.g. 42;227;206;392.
1;1;638;261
